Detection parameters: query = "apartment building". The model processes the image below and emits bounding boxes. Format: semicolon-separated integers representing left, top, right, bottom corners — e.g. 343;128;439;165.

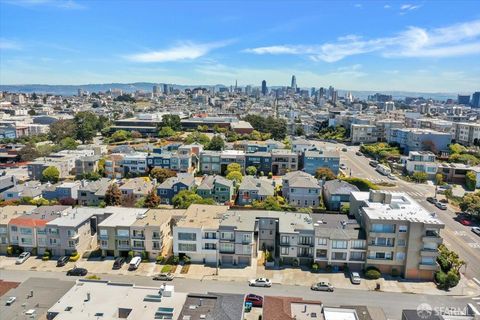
28;156;72;180
122;153;148;176
451;122;480;146
199;151;221;175
75;155;100;177
173;205;229;264
244;152;272;175
0;205;36;254
350;190;445;280
312;213;366;270
46;207;105;256
282;171;321;208
403;151;438;178
104;154;124;179
303;150;340;175
98;207;149;257
220;150;246;174
237;176;275;206
218;210;315;266
350;124;378;144
77;178;111;206
119;177;155;201
376;119;403;142
8;206;72;254
197;175;235;204
271;149;298;175
387;128;452;153
130;209;185;259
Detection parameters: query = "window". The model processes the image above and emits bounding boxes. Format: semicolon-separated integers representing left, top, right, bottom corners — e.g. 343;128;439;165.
281;236;289;244
350;251;365;261
10;226;17;232
220;232;234;240
117;229;129;237
396;252;405;261
371;224;395;233
204;243;216;250
20;228;32;235
99;229;108;237
281;247;289;255
331;240;347;249
100;240;108;247
397;239;406;247
331;252;347;260
317;238;327;245
242;245;250;254
421;257;435;265
399;225;408;233
219;243;234;253
178;243;197;252
152;241;160;250
117;240;129;247
68;240;77;248
351;240;365;249
21;237;33;245
316;249;327;258
178;232;196;241
242;234;250;243
152;231;160;239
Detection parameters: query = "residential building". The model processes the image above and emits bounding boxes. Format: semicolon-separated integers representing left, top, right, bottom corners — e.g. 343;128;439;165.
1;181;46;200
322;180;359;211
173;204;229;264
263;296;322;320
271;149;298;175
178;293;244;320
28;156;72;180
451;122;480;146
437;163;470;184
244;152;272;175
199;150;221;174
104;154;124;179
403;151;438;178
157;173;195;205
282;171;321;207
237;176;275;206
231;120;254;134
0;205;36;254
387;128;452;153
0;173;17;194
197;175;235;204
291;138;316;153
75;155;100;177
303;150;340;175
220;150;246;174
351;124;378;144
119;177;155;201
122;153;148;176
376;119;404;142
42;181;81;202
77;178;111;206
350;190;445;280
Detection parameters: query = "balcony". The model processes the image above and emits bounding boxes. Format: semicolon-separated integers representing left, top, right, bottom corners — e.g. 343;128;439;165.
419;262;438;271
116;234;130;239
131;234;145;240
279;242;290;246
219;249;235;254
422;233;443;244
99;234;108;240
420;249;439;257
117;243;131;249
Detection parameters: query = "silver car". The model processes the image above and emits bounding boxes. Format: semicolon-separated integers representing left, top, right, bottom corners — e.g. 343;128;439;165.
16;252;31;265
311;281;334;292
350;272;361;284
249;278;272;287
472;227;480;236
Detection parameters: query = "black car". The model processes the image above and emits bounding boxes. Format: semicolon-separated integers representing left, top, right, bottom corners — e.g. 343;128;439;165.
112;257;125;269
426;197;437;204
56;256;69;267
66;267;88;276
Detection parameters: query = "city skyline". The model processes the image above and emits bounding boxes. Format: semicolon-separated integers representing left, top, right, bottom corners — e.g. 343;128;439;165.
1;0;480;92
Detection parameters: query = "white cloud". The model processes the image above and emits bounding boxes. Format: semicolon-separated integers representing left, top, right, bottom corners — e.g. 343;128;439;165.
400;4;421;11
125;40;231;63
3;0;85;9
244;19;480;62
384;5;391;9
0;39;21;50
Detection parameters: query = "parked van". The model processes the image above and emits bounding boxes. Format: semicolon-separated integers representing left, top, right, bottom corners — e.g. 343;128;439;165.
128;256;141;271
376;164;391;176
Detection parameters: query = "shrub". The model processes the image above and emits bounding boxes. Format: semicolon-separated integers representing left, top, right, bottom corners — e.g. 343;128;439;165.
161;264;174;273
292;259;299;267
69;253;80;262
268;172;273;179
128;250;134;261
85;275;101;280
265;250;274;263
365;269;381;279
183;255;191;264
156;256;165;264
6;245;13;256
42;249;52;261
141;251;149;262
311;263;319;273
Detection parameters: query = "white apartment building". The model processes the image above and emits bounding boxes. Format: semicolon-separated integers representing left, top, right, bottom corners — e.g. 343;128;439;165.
452;122;480;146
350;124;377;144
403;151;438;178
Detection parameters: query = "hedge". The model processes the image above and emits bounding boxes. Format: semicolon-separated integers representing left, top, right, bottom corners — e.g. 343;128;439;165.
365;269;381;279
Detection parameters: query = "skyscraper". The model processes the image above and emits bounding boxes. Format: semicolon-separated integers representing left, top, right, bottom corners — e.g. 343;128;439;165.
458;94;470;105
153;85;160;97
472;92;480;108
261;80;268;95
291;75;297;91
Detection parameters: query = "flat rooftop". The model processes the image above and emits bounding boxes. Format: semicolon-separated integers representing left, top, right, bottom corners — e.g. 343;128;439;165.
132;209;186;227
98;207;149;227
0;205;36;224
176;204;229;229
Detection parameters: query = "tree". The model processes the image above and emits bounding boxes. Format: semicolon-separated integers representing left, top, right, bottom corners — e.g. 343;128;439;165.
18;142;39;161
315;167;336;180
341;177;379;191
74;111;99;143
105;183;122;206
246;166;257;176
160;115;181;131
252;196;282;211
172;190;215;209
158;126;175;138
184;132;210;145
131;131;142;139
435;173;444;185
459;192;480;218
466;171;476;191
58;137;78;150
449;143;467;154
206;135;225;151
295;125;305;136
150;168;176;183
144;189;160;208
226;171;243;183
114;94;135;103
49;119;76;143
111;130;130;142
42;166;60;183
227;163;241;174
28;109;36;116
412;172;428;183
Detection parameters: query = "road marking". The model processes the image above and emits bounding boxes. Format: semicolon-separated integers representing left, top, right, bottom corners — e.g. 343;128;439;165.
454;231;467;236
473;278;480;286
472;297;480;300
467;242;480;249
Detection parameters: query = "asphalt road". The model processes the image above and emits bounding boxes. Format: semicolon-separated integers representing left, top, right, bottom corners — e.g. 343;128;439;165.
335;143;480;281
0;269;474;320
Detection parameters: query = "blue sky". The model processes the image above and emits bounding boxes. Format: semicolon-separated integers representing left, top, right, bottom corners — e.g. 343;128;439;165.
1;0;480;92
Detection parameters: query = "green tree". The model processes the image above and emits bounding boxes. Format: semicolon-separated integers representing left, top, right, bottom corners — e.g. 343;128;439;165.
184;132;210;145
49;119;76;143
315;167;336;180
226;171;243;183
295;125;305;136
160;115;181;131
158;126;175;138
28;109;36;116
252;196;282;211
435;173;444;185
97;158;106;176
341;177;379;191
459;191;480;218
449;143;467;154
172;190;215;209
206;135;225;151
42;166;60;183
246;166;257;176
105;183;122;206
150;168;176;183
465;171;476;191
111;130;130;142
74;111;99;143
412;172;428;183
144;189;160;208
58;137;78;150
226;163;242;175
18;142;40;161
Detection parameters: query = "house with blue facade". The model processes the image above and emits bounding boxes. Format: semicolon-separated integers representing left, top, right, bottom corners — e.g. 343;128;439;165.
157;174;195;205
237;176;274;206
303;150;340;175
245;152;272;175
42;181;81;202
197;175;235;204
387;128;452;154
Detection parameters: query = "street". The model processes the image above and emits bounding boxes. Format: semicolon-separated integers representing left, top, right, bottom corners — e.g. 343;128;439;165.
0;269;475;320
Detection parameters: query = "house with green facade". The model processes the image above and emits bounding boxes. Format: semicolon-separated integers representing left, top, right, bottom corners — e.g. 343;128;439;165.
197;175;235;204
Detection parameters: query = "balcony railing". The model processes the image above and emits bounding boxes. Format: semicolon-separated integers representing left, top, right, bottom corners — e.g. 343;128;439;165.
131;234;145;239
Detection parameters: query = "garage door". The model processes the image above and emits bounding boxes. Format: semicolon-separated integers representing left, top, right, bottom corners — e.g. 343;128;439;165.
221;256;233;265
238;256;251;266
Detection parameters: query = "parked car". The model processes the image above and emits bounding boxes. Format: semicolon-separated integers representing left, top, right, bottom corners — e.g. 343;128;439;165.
426;197;437;204
472;227;480;236
25;309;36;316
112;257;125;269
350;272;361;284
387;174;397;180
437;185;452;194
245;293;264;307
153;273;174;281
340;163;347;170
56;256;69;267
356;151;363;156
369;160;378;167
249;278;272;287
128;256;141;271
5;296;16;306
15;252;31;265
341;147;347;152
311;281;334;292
66;267;88;276
435;201;447;210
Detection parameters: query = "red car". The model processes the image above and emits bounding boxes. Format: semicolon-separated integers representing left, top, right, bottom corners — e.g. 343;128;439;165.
245;294;263;307
459;218;473;226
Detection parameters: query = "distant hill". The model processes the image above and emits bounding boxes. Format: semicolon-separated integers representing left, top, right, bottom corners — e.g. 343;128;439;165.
0;82;460;101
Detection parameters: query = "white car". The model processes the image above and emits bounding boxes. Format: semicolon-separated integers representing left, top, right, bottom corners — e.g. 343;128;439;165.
350;272;361;284
5;296;16;305
16;252;31;264
340;164;347;170
25;309;36;316
472;227;480;236
387;174;397;180
249;278;272;287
